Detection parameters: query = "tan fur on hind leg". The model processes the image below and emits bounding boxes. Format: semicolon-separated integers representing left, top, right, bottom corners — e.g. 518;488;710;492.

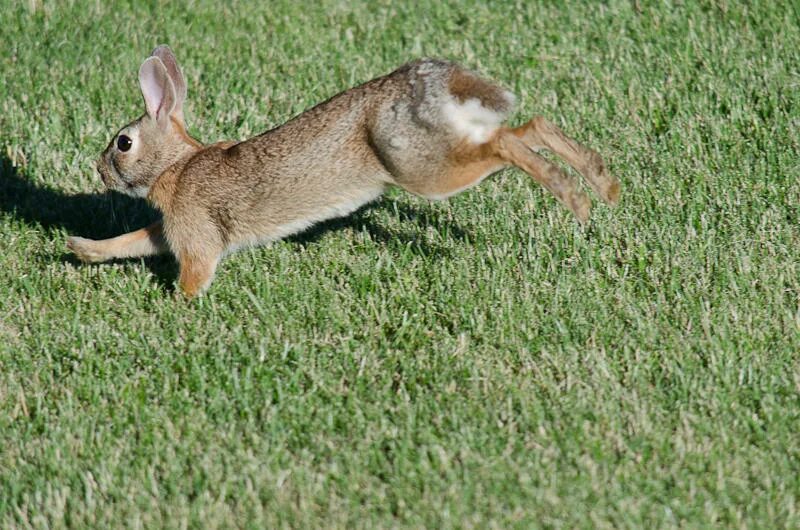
494;131;592;223
397;140;507;200
511;117;620;205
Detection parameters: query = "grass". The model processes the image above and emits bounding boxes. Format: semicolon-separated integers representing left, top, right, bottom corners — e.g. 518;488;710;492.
1;0;799;527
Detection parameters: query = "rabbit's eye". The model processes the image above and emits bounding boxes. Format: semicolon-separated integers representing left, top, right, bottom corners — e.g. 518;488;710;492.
117;135;133;152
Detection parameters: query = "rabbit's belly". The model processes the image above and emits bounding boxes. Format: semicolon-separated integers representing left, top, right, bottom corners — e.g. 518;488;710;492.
224;183;386;253
274;186;385;237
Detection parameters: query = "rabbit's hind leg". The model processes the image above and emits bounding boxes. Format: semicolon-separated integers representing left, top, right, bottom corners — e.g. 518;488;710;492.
405;140;507;201
407;131;592;223
494;131;591;223
510;117;620;206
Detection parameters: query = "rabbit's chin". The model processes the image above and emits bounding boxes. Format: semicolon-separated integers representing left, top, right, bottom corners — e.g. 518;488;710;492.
113;181;150;199
102;171;150;198
97;161;150;199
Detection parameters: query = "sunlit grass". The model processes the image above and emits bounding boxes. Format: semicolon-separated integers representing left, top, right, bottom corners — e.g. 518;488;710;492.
1;0;799;527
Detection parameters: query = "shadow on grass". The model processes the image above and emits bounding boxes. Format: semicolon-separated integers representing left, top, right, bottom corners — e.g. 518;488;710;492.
286;200;470;255
0;155;178;287
0;156;159;239
0;154;469;289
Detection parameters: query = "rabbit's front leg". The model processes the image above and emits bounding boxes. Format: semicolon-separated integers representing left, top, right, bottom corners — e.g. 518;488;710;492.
67;220;169;263
177;251;220;298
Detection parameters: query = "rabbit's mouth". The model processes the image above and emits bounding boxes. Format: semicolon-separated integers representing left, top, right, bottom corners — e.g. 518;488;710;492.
96;155;149;198
97;161;126;196
96;161;111;187
96;155;121;189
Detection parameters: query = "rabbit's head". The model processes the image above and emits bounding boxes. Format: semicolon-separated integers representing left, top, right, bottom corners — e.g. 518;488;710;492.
97;46;201;198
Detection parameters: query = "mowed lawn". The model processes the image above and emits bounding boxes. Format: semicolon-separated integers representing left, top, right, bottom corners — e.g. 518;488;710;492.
1;0;799;527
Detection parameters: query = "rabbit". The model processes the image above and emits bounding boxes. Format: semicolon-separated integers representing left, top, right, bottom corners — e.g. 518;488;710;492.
67;45;620;297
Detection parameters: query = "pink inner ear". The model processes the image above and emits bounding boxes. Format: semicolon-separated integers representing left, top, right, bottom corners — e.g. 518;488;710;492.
140;59;167;120
153;46;187;106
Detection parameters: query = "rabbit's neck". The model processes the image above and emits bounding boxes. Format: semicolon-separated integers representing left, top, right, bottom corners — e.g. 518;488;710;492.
147;147;199;210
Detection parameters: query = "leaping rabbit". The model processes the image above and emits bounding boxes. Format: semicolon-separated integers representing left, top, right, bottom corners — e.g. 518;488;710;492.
67;46;620;297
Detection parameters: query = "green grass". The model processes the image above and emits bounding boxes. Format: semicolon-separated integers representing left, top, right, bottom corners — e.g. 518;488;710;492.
2;0;799;527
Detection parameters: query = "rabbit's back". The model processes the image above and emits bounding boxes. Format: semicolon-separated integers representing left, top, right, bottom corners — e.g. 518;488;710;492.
159;59;517;250
230;58;516;183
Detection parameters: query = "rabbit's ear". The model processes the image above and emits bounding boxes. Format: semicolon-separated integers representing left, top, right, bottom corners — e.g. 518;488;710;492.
138;56;176;127
150;45;186;121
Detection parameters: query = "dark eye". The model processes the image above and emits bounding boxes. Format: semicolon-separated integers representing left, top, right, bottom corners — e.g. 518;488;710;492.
117;134;132;152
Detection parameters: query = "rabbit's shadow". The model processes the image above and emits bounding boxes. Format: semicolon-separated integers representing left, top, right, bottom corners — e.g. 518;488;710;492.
0;155;470;290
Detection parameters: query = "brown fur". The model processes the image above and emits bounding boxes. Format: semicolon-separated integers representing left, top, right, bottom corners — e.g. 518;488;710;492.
171;116;202;149
511;118;620;204
68;48;620;297
178;251;218;297
448;69;513;113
